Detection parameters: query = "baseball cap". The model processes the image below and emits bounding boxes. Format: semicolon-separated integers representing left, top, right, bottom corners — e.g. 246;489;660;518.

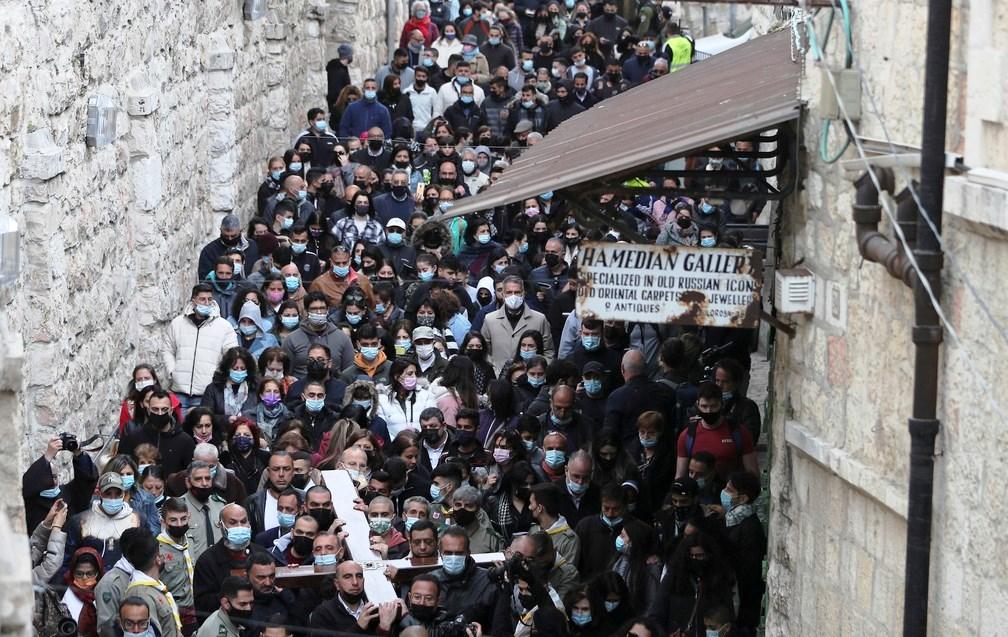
386;217;407;230
670;477;699;497
99;473;125;493
582;361;605;375
412;326;437;341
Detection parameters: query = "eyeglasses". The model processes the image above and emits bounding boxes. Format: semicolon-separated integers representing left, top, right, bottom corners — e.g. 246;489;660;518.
122;619;151;631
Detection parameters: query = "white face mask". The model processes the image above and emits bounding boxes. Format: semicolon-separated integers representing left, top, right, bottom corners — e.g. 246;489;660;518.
504;294;524;310
416;344;435;360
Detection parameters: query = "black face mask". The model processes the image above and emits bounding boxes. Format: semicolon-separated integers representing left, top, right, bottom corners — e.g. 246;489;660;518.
369;140;384;152
688;557;709;574
392;185;409;199
465;348;485;361
565;236;579;247
228;607;253;623
308;507;335;531
456;430;477;446
699;410;720;425
607;71;621;81
167;524;189;540
453;508;476;526
676;216;692;229
306;359;329;379
291;473;310;489
354;179;370;190
189;486;212;502
362;488;380;504
300;150;313;162
531;231;549;243
544;253;561;269
148;413;171;429
410;602;439;623
421;428;443;445
319;182;334;195
340;591;364;605
220;235;240;247
291;535;314;556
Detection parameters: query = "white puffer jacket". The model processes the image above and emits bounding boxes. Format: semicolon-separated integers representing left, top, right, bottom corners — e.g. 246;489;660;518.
162;301;239;397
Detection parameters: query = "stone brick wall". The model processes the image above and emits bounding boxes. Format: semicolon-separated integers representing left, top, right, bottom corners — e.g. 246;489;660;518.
0;0;394;490
756;3;1008;635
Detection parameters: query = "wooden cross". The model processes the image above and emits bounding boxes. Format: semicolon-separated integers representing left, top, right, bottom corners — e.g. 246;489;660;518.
276;469;504;601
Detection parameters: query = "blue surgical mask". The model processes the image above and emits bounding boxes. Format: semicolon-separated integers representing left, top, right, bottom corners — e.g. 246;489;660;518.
123;628;154;637
289;162;303;172
353;399;373;410
522;59;534;72
333;265;350;278
210;466;218;480
477;233;491;244
722;391;734;401
394;338;411;354
456;74;471;84
360;346;380;361
700;201;715;214
364;89;377;100
521;99;534;109
720;489;734;511
614;535;626;552
282;216;294;230
121;474;135;490
418;270;435;282
281;315;300;330
101;498;125;515
519;349;536;361
297;189;308;201
571;612;592;626
284;276;301;291
278;512;296;528
345;312;363;325
404;516;421;531
229;369;248;384
519;241;529;253
374;303;386;315
314;552;338;566
463;6;472;16
270;169;283;181
423;57;435;67
544;449;566;468
438;201;454;212
291;241;307;255
314;120;327;131
441;554;466;575
387;231;403;245
527;375;545;387
706;631;722;637
566;478;586;495
488;36;501;46
493;263;506;274
540;191;554;201
583;379;602;395
604;600;620;613
700;236;717;248
195;303;213;317
39;486;61;498
581;335;600;350
239;324;258;336
225;526;252;547
602;514;623;527
305;398;325;412
522;439;536;451
639;435;658;448
460;95;474;104
429;484;443;502
550;413;572;426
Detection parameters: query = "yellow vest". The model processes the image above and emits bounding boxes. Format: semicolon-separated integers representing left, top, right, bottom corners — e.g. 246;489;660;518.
664;36;693;69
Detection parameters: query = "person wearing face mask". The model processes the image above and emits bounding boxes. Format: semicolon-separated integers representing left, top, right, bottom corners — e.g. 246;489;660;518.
527;482;581;566
654;478;701;552
434;57;486;116
400;0;441;48
230;301;278;359
100;456;161;536
429;526;499;628
263;174;317;227
621;41;653;85
713;358;761;444
363;496;410;559
710;471;765;634
628;411;675;519
686;451;719;506
675;382;758;482
193;504;265;616
506;83;551;137
350;126;394;173
198;215;260;281
153;497;196;634
257;156;287;216
61;547;103;637
444;83;487;135
372;169;415;226
449;485;503;553
339;323;392;384
656;201;699;247
62;473;142;581
592;59;627;100
376;358;437;438
194;576;255;637
330;192;387;255
702;604;745;637
586;0;626;47
120;390;197;477
293;107;340;169
377;216;417;273
338;78;393;139
482;276;555;372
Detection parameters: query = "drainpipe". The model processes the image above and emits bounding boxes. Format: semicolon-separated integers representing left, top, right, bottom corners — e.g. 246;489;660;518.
851;168;915;287
894;186;919;258
902;0;950;634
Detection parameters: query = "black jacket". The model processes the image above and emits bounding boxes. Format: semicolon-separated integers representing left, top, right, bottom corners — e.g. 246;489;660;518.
545;98;585;131
309;594;370;634
200;379;258;422
568;343;624;392
603;376;676;449
118;420;196;476
252;587;301;629
574;514;650;580
725;512;766;630
193;540;268;614
429;560;500;629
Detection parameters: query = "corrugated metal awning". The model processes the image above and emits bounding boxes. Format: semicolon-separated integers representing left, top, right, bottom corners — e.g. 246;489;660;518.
440;28;802;219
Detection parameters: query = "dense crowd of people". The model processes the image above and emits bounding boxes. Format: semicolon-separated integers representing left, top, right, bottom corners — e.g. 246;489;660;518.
25;2;769;636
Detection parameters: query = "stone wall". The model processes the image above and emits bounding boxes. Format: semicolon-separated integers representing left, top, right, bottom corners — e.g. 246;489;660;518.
758;2;1008;635
0;0;395;502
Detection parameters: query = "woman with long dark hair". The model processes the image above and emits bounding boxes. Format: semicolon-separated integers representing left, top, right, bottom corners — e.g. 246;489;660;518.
429;354;480;427
478;378;521;447
655;532;735;636
485;460;536;540
460;331;496;394
606;518;661;618
200;346;259;423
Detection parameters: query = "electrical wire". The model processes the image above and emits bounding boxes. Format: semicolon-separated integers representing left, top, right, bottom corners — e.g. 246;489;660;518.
819;0;1008;354
805;2;853;163
803;10;1008;426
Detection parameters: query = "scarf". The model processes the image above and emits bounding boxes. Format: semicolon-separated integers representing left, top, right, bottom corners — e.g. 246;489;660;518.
353;349;388;378
68;584;97;636
540;459;563;482
127;574;183;633
156;533;194;585
497;491;515;530
405;16;434;42
257;402;287;440
223;381;248;417
725;502;756;528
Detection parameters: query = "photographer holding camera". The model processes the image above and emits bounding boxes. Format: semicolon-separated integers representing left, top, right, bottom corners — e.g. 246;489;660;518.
491;536;567;637
399;574;484;637
22;434;99;533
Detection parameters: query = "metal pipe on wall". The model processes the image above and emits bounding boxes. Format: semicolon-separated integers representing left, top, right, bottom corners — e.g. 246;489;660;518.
902;0;951;633
851;169;915;287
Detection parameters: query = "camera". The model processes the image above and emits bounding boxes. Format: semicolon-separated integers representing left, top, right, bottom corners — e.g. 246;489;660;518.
430;615;474;637
56;616;78;636
59;433;78;453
